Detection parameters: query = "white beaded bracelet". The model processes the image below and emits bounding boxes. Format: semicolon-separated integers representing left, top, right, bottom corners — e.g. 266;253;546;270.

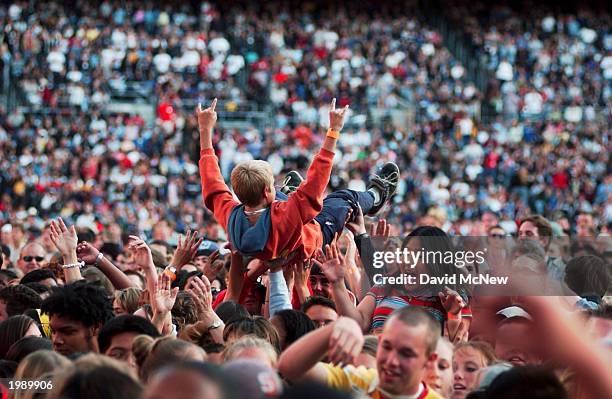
62;261;85;270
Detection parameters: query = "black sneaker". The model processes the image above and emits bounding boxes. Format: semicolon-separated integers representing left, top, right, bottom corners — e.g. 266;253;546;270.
280;171;304;195
367;162;400;215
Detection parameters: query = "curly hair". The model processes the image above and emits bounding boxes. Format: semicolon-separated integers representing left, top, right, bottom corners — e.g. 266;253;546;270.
171;291;198;333
41;281;113;328
0;285;42;317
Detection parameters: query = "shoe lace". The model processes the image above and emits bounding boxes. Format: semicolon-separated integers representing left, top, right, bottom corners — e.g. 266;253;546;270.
372;170;399;186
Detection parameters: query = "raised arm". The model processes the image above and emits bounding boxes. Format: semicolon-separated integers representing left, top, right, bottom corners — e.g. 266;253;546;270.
76;242;134;289
317;242;374;332
49;218;82;284
197;98;217;151
197;99;239;229
224;249;245;303
128;236;159;321
278;316;364;383
281;99;349;224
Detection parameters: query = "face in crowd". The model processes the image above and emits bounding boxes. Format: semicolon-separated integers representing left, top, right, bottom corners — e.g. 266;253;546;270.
17;242;46;274
376;316;437;395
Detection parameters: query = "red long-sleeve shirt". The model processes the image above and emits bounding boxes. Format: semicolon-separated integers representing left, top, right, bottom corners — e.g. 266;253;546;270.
199;147;334;263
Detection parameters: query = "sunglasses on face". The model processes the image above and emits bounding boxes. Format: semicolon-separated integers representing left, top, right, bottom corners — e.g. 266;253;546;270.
23;256;44;262
489;234;505;239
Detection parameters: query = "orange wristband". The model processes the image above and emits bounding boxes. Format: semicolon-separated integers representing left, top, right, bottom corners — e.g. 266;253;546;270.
447;312;461;320
326;128;340;139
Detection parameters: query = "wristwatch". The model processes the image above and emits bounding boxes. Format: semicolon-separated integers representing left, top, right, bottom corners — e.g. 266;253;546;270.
207;320;221;331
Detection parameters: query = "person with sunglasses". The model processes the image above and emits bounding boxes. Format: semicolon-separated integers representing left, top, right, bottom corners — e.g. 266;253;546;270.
16;242;47;275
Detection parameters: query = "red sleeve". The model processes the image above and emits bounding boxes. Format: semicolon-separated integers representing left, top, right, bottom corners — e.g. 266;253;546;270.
199;148;239;231
212;289;227;309
461;305;473;318
275;148;334;224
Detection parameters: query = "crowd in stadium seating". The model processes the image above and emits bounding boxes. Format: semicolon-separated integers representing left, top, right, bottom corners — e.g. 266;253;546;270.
0;2;611;398
1;1;610;241
445;1;611;124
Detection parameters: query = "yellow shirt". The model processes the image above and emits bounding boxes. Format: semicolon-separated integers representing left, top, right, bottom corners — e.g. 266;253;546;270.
321;363;444;399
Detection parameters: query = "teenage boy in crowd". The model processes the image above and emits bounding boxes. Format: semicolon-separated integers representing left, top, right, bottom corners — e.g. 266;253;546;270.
197;99;399;267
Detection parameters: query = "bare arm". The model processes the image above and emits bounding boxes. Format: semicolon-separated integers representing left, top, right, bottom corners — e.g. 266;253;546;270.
278;317;364;383
128;236;158;314
49;218;82;284
224;250;245;303
186;276;225;344
317;242;374;332
76;242;134;289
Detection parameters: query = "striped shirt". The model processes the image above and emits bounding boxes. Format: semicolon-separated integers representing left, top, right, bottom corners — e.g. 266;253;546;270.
366;285;471;333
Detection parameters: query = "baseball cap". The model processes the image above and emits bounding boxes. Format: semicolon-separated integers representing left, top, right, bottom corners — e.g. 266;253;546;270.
496;306;532;321
223;359;283;399
196;240;219;257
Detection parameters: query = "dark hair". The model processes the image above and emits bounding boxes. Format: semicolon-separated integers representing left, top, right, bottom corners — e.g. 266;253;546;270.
402;226;466;294
468;366;568;399
20;269;57;285
223;317;281;354
0;285;42;316
0;269;18;281
23;282;52;296
98;315;160;354
0;360;17;378
202;342;225;354
0;244;10;258
215;301;250;324
82;267;115;296
272;310;315;350
564;255;611;300
4;336;52;363
520;216;553;247
100;242;122;261
0;315;38;358
41;281;114;328
76;228;95;244
177;270;203;290
57;365;143;399
150;361;238;399
301;296;337;313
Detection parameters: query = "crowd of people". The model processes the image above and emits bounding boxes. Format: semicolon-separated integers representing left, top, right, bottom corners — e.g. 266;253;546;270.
1;1;610;244
0;1;611;398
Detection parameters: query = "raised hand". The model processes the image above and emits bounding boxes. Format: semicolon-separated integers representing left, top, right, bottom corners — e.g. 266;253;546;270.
328;317;365;366
202;250;223;281
346;203;366;236
438;286;466;315
170;229;203;270
49;218;78;261
153;273;179;315
328;98;349;132
196;98;217;133
76;241;100;265
127;235;154;269
342;232;358;269
186;275;214;320
369;218;390;239
315;241;347;284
